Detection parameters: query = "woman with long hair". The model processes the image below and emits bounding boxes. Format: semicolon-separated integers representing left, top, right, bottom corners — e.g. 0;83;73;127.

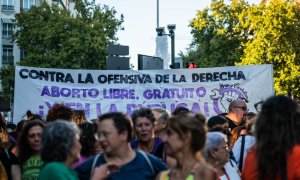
157;114;216;179
17;120;45;180
242;95;300;180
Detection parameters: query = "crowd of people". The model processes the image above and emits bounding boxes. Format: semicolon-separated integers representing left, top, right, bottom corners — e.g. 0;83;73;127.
0;95;300;180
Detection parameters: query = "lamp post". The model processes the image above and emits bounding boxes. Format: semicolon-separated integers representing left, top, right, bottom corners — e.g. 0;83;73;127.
156;24;177;69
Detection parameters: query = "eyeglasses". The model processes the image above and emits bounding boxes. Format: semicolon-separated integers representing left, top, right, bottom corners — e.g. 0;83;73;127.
217;144;229;151
234;106;248;111
94;131;111;140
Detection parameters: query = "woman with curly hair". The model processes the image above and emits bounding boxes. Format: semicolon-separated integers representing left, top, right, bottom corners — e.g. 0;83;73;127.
17;120;45;180
242;95;300;180
46;104;74;123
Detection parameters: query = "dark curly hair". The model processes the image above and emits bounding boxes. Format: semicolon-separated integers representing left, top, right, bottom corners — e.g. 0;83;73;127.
17;120;45;166
46;104;74;122
78;122;97;157
255;95;299;180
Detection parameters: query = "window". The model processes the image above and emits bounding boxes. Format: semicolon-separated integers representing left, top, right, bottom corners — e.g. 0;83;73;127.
23;0;36;11
2;23;13;39
2;46;13;65
20;49;28;60
2;0;14;10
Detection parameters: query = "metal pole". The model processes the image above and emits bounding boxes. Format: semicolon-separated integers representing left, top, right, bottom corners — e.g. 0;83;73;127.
170;31;175;68
157;0;159;27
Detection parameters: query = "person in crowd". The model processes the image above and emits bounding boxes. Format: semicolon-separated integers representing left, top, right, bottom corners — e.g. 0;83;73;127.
10;120;27;155
46;104;74;122
38;120;81;180
203;132;240;180
207;115;237;165
152;108;169;139
131;107;165;160
158;114;216;179
72;122;101;168
171;106;193;116
222;99;248;131
0;160;7;180
76;112;168;180
72;110;87;125
17;120;45;180
207;115;230;135
0;113;21;180
26;111;43;122
10;120;26;141
231;112;256;172
242;95;300;180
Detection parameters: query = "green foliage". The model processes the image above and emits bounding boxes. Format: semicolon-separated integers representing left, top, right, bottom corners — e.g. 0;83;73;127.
237;0;300;97
14;1;122;69
1;0;122;97
186;0;300;97
186;0;250;67
0;65;15;97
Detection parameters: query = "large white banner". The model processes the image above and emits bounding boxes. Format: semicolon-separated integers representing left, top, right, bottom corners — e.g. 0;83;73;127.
13;65;274;122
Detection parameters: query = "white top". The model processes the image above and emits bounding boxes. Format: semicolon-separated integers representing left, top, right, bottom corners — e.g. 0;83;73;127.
219;161;241;180
232;135;256;168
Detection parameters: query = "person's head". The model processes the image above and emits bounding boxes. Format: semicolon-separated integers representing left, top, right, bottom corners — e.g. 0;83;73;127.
17;120;45;165
16;120;27;133
46;104;74;122
152;108;169;135
207;116;229;132
26;111;43;121
203;132;229;167
40;120;81;164
171;106;193;116
72;110;87;125
255;95;300;180
228;99;248;122
78;122;99;157
131;107;155;143
164;114;206;158
0;113;9;146
97;112;132;155
245;112;256;134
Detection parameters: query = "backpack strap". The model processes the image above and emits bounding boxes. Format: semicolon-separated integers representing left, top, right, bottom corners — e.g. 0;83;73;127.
90;153;102;179
239;135;246;172
139;150;155;174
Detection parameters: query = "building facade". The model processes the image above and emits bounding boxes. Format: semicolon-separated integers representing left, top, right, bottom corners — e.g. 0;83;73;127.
0;0;74;93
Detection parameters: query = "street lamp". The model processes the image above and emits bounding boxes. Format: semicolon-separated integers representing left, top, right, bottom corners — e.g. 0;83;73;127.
156;24;178;69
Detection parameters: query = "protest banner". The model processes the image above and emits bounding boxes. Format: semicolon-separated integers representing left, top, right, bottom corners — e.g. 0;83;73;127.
13;64;274;122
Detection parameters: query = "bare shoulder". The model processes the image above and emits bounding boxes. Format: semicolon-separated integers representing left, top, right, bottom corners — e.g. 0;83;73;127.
194;161;217;180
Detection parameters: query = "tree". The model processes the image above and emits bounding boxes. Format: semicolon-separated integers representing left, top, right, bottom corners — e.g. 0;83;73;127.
1;0;122;96
0;65;14;97
185;0;250;67
186;0;300;97
14;1;123;69
237;0;300;97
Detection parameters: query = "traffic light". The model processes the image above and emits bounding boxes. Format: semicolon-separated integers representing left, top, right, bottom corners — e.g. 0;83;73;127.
186;62;197;69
